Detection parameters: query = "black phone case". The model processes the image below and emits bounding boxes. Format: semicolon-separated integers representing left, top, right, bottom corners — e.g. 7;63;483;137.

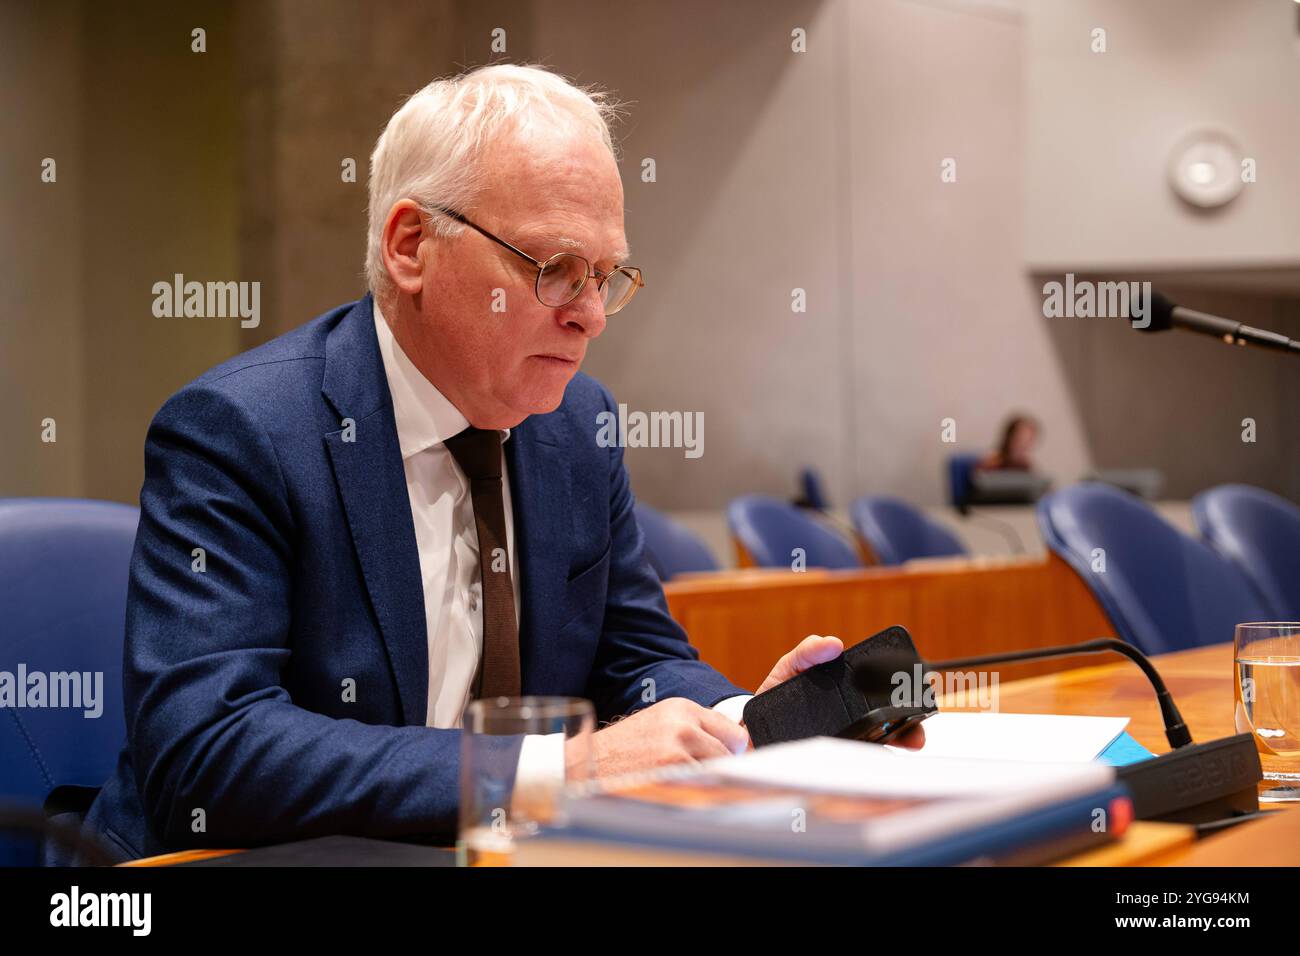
742;624;935;748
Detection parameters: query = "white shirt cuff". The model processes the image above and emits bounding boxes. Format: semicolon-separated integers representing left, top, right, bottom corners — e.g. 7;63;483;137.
512;732;567;816
711;694;753;725
712;694;753;751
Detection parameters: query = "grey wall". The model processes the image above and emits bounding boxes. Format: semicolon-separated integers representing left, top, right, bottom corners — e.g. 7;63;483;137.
2;0;1296;511
1025;0;1300;277
235;0;468;344
546;0;1299;508
843;0;1096;507
1021;0;1300;502
1;0;86;498
79;3;244;505
535;0;870;510
540;0;1097;509
1;0;243;504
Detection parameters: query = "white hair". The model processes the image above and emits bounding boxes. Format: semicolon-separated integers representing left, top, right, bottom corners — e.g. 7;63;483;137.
365;63;624;297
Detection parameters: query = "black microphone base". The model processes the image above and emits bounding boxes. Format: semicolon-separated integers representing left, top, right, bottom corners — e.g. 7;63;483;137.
1116;733;1262;825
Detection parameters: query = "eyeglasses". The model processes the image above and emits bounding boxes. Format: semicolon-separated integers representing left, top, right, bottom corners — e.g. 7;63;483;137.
427;205;644;316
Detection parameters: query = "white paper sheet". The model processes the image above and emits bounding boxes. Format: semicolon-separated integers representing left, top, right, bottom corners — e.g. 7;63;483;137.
710;735;1114;798
883;711;1130;762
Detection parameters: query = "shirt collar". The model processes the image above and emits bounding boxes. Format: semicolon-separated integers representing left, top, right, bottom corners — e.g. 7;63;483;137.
373;300;510;460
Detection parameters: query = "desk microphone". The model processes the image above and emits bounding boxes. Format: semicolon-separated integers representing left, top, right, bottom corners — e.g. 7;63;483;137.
874;636;1262;825
1131;290;1300;355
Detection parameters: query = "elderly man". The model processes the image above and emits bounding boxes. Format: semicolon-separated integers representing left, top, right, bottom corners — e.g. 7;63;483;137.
82;64;846;862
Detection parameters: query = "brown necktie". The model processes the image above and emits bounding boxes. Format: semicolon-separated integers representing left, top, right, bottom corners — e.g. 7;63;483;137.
444;426;521;700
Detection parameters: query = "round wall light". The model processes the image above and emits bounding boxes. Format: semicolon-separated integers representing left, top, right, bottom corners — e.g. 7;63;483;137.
1167;128;1246;209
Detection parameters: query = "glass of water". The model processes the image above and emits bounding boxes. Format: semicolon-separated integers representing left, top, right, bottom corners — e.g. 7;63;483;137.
458;696;595;864
1234;622;1300;803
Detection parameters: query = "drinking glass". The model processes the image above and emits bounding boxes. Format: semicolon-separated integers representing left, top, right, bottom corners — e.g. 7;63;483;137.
458;696;595;864
1234;622;1300;803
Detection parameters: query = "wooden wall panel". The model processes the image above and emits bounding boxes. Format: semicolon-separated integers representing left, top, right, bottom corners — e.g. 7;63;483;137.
664;554;1115;692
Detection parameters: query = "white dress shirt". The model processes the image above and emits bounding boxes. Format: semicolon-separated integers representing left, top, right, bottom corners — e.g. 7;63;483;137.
372;304;751;797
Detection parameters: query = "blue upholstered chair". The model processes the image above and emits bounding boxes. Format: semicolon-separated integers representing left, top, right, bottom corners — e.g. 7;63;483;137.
849;495;967;566
634;502;719;580
947;452;983;510
1193;484;1300;620
726;495;860;570
795;467;831;511
1037;483;1269;655
0;498;138;865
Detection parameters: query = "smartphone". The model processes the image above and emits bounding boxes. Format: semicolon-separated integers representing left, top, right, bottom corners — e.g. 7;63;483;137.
742;625;936;748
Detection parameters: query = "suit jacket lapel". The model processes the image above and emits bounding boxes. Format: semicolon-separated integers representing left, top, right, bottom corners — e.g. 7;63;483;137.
505;419;571;693
321;296;428;727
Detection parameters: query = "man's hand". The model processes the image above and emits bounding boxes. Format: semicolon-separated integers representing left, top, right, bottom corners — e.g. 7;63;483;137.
574;697;750;779
572;634;927;779
755;633;844;694
752;633;927;750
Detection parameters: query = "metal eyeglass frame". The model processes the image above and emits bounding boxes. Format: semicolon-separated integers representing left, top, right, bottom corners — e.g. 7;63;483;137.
426;204;644;315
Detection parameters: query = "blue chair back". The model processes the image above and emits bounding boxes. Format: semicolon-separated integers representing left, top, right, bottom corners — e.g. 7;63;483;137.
634;503;719;580
947;453;982;509
797;468;831;511
0;498;137;864
727;495;861;570
1037;483;1269;655
1193;484;1300;619
849;495;967;566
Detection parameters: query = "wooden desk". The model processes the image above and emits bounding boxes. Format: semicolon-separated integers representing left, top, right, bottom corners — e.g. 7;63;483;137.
120;848;244;867
665;553;1114;691
941;641;1245;758
512;642;1288;867
125;644;1292;867
958;640;1296;866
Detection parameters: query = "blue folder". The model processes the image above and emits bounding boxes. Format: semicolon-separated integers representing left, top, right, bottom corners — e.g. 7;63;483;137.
1097;732;1156;767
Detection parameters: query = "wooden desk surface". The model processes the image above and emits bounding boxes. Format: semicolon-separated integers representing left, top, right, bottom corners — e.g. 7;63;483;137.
120;848;245;867
964;640;1295;866
941;640;1240;757
125;643;1292;867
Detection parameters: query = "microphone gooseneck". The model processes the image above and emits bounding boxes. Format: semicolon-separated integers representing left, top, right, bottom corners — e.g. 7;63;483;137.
925;637;1193;750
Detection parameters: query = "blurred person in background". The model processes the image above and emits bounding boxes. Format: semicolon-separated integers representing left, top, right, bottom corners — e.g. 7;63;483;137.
977;414;1042;474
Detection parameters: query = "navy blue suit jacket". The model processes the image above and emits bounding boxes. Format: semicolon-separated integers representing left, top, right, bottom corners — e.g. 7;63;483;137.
83;295;745;861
